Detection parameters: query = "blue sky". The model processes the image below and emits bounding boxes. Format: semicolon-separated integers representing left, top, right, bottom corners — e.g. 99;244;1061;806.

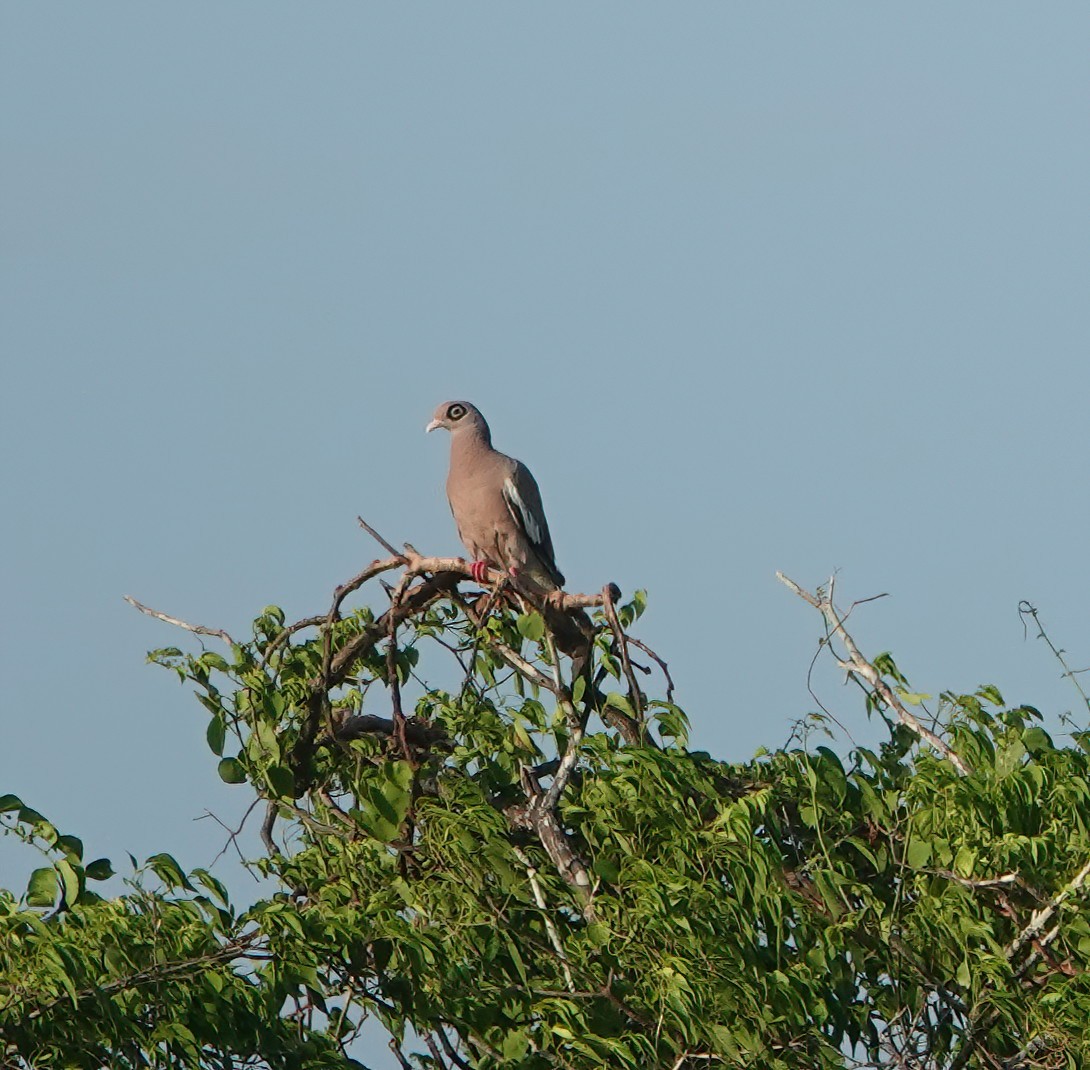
4;4;1090;1063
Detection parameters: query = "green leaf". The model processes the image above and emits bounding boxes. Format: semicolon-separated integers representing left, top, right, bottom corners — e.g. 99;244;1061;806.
356;764;414;842
905;838;931;868
503;931;529;985
593;857;621;883
249;718;281;761
995;739;1027;778
218;757;247;784
605;692;635;719
26;867;58;908
56;835;83;863
384;759;415;794
55;859;81;906
147;853;191;890
502;1030;530;1061
206;715;226;756
266;764;295;799
104;946;130;977
1023;727;1054;754
85;858;115;881
586;920;612;947
954;846;976;878
191;868;230;908
516;612;545;642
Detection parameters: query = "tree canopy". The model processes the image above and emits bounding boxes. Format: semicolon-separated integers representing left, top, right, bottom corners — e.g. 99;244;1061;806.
2;548;1089;1069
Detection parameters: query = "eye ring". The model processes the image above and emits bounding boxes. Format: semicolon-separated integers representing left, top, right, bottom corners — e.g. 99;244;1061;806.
447;403;467;421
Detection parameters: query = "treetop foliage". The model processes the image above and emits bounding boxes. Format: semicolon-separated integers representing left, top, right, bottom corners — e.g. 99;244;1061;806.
2;548;1090;1069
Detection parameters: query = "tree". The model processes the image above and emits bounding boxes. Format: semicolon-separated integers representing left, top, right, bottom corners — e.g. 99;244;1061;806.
3;541;1090;1069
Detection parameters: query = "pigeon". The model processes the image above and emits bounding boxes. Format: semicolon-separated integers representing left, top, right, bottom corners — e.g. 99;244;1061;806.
426;400;564;592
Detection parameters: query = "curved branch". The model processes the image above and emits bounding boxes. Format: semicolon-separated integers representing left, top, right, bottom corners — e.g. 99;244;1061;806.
776;572;970;776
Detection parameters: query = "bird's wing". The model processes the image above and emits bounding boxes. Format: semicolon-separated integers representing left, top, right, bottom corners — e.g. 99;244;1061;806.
502;460;565;587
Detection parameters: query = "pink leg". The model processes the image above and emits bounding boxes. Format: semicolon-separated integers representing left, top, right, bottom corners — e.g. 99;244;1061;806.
470;560;491;583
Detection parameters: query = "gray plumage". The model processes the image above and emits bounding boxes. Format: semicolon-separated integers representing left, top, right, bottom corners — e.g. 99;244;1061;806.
426;401;565;590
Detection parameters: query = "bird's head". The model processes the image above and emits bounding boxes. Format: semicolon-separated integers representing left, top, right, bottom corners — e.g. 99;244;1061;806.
425;400;490;441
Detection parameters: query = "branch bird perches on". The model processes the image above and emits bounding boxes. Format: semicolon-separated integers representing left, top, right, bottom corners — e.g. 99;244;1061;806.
125;528;667;920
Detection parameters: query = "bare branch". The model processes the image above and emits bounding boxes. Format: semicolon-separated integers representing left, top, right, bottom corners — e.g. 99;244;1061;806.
388;1037;413;1070
200;797;261;869
435;1026;472;1070
123;596;236;648
385;578;411;760
512;844;576;993
1019;600;1090;718
603;583;644;723
776;572;970;776
1007;855;1090;964
398;550;616;611
626;634;675;703
330;556;404;619
1002;1034;1055;1070
357;516;405;559
946;854;1090;1070
260;802;279;856
511;766;595;917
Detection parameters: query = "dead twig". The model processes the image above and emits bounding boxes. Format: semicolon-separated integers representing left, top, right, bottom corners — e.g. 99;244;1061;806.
200;797;261;869
512;766;595;917
123;596;236;648
926;869;1019;892
512;843;576;993
625;634;675;703
776;572;970;776
435;1025;472;1070
603;583;644;723
946;854;1090;1070
260;802;279;855
357;516;405;560
1019;600;1090;719
1007;855;1090;964
385;583;412;762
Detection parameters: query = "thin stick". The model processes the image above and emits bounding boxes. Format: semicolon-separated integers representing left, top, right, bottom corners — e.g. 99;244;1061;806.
512;844;576;993
201;797;261;869
1006;855;1090;963
436;1026;472;1070
123;596;235;647
422;1035;449;1070
386;596;410;761
776;572;970;776
625;635;675;703
1019;600;1090;717
357;516;404;559
603;584;644;722
541;630;582;812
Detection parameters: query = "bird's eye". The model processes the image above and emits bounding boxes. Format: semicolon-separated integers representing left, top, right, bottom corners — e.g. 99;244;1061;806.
447;403;467;421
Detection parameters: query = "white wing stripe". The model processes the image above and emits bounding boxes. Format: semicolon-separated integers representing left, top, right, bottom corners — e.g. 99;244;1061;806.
503;477;543;544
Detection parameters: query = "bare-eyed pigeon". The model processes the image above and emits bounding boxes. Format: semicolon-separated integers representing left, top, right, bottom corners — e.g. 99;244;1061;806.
426;401;565;592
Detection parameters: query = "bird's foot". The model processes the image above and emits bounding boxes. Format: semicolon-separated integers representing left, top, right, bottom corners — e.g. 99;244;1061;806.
470;560;491;584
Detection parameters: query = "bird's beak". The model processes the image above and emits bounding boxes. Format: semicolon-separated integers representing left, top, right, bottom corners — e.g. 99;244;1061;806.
425;419;441;433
